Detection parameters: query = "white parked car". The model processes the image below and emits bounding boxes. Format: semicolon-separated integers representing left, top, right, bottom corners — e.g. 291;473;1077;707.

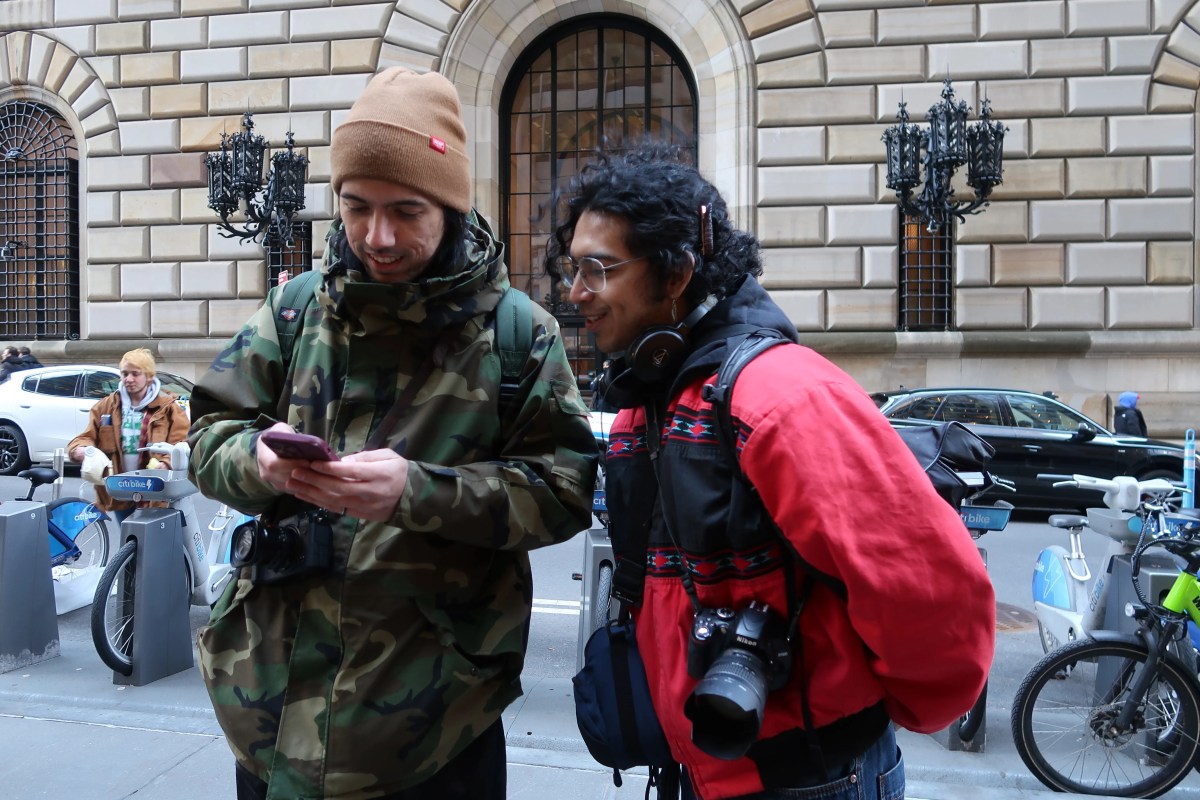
0;365;194;476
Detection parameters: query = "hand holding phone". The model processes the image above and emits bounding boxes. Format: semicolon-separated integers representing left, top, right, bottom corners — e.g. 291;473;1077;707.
260;430;339;461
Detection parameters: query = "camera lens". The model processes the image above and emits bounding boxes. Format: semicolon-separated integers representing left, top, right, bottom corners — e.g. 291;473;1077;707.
685;649;771;760
230;521;261;567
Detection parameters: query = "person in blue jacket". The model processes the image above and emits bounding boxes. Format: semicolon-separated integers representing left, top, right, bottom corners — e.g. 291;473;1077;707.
1113;391;1148;437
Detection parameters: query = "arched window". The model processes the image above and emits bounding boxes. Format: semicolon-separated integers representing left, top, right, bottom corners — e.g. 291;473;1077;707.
0;101;80;339
500;16;698;379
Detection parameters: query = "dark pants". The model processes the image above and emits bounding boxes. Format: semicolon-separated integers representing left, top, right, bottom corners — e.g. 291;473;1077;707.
234;718;507;800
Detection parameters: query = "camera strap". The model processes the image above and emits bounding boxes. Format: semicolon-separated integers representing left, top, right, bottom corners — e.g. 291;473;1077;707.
644;401;703;615
644;361;829;780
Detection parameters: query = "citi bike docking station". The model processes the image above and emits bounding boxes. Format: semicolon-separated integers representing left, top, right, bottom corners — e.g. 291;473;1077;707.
90;441;252;685
1030;472;1200;660
940;467;1014;753
0;446;123;673
0;496;58;673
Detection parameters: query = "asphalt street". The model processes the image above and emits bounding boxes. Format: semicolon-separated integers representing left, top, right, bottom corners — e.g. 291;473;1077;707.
2;473;1200;799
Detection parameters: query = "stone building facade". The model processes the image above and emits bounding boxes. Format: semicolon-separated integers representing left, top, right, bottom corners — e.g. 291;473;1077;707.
1;0;1198;435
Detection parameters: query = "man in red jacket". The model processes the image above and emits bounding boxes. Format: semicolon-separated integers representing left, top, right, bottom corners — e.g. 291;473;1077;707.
549;146;995;800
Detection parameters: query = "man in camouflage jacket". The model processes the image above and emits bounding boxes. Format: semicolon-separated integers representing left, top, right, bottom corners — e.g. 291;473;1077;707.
187;68;596;800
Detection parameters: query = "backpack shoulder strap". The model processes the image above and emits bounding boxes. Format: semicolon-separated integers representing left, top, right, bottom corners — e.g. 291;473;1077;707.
495;286;533;412
702;331;789;462
701;331;849;602
273;270;321;366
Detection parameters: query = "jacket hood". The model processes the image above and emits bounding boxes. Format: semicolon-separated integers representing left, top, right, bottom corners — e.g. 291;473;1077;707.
1118;391;1139;408
603;274;799;410
671;274;799;394
317;211;509;339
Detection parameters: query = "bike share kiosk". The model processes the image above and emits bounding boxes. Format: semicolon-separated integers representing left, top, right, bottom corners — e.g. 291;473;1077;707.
940;496;1013;754
104;468;194;686
0;500;59;672
1088;507;1190;634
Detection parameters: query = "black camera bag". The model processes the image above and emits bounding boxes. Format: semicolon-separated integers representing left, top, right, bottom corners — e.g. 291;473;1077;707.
893;421;995;508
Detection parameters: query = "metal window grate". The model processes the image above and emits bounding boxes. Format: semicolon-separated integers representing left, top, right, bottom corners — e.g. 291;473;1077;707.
499;17;698;378
266;222;313;288
0;101;80;339
898;215;954;331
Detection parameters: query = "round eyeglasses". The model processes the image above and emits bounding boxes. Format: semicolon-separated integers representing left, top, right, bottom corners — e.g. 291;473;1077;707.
556;254;644;294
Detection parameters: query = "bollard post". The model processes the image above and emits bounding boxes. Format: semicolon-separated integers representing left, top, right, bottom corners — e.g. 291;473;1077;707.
111;508;193;686
52;448;66;501
0;502;59;672
1184;429;1195;509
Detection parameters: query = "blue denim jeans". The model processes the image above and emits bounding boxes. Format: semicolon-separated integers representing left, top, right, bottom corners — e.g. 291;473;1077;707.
715;725;904;800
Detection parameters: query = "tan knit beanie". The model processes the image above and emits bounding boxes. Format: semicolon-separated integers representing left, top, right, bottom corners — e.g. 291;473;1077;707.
331;68;471;213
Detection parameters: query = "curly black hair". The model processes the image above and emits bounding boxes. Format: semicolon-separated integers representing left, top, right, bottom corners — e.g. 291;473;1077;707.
546;143;762;305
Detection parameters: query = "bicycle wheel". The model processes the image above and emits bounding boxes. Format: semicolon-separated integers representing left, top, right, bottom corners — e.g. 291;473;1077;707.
957;680;987;743
593;562;613;634
90;540;137;676
1011;636;1200;797
46;498;113;574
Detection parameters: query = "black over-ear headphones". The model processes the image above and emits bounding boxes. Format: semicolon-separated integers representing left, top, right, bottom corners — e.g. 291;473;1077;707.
625;300;712;384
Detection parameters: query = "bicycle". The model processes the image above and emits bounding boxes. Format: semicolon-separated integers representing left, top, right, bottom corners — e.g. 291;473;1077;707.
1031;473;1200;661
10;466;115;593
1011;503;1200;797
89;441;253;675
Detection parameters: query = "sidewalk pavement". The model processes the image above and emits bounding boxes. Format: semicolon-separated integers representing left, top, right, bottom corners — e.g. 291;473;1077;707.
2;626;1197;800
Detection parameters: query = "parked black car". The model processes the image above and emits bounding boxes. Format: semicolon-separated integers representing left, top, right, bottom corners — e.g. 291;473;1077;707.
872;387;1184;513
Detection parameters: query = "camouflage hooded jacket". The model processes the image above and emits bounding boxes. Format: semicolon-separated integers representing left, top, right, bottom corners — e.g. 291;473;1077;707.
187;214;596;799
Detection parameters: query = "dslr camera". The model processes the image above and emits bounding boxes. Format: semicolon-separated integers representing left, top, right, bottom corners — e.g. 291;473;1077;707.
684;602;793;760
230;508;334;584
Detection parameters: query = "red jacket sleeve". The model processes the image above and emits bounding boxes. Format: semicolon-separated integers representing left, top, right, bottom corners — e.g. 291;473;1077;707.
733;347;996;733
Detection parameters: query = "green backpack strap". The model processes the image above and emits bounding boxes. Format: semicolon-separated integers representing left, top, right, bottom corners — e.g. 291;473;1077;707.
272;269;321;367
495;286;533;412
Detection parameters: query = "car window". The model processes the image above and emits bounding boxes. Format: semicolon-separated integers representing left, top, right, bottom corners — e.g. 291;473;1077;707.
159;371;194;418
28;371;82;397
159;371;194;397
1008;395;1086;433
939;393;1004;426
83;371;119;399
885;395;946;420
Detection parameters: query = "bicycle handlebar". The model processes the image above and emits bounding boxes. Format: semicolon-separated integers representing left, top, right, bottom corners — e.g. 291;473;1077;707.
136;441;190;474
1036;472;1179;513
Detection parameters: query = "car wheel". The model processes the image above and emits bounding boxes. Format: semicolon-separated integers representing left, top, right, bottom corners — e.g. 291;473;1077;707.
0;423;30;476
1140;468;1182;483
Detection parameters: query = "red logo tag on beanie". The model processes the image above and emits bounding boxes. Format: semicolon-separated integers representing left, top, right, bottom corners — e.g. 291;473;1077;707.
429;136;447;154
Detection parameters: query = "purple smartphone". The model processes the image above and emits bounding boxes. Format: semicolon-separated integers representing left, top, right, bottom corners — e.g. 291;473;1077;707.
260;430;339;461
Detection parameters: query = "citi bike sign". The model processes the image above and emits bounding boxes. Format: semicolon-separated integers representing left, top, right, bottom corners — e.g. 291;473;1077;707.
105;475;166;494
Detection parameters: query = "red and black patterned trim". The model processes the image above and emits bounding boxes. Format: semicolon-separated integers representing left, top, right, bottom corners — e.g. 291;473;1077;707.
663;403;717;445
646;538;788;583
606;428;648;461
